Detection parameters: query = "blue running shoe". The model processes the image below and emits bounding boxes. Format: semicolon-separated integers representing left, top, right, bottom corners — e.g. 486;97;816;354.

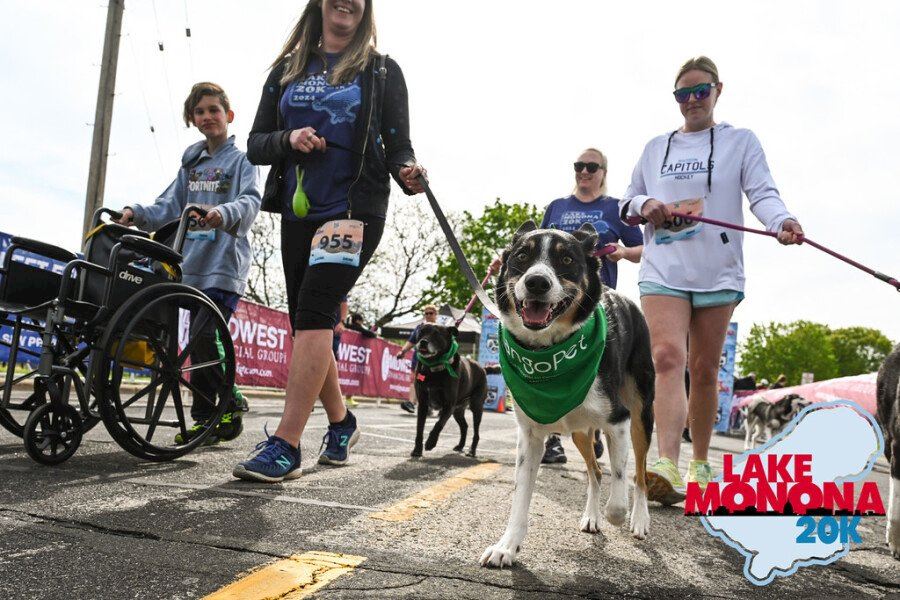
232;427;302;482
318;411;360;466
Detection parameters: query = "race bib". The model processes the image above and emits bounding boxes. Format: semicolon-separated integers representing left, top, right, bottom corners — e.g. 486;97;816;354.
186;204;216;241
309;219;365;267
654;198;704;244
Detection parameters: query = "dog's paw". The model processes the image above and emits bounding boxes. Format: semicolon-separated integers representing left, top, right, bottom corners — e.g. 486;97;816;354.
580;509;603;533
479;543;518;568
604;501;628;527
453;444;464;452
410;448;422;458
424;437;438;451
630;505;650;539
888;518;900;559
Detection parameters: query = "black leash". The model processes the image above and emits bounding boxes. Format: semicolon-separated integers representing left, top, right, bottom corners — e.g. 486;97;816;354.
312;138;500;314
417;175;499;317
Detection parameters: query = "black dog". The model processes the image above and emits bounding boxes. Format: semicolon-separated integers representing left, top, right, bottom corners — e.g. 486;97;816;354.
410;324;488;458
876;344;900;559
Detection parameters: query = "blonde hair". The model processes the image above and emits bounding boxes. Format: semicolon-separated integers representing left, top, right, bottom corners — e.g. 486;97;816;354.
674;56;720;87
573;148;608;197
422;305;438;314
273;0;377;87
183;82;230;127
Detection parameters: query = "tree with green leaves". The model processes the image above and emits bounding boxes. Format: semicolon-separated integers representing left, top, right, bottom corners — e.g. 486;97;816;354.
424;198;542;311
828;326;894;378
738;320;894;385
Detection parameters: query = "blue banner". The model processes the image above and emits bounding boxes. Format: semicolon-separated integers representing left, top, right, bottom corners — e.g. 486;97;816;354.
0;230;71;366
714;321;738;433
477;306;505;412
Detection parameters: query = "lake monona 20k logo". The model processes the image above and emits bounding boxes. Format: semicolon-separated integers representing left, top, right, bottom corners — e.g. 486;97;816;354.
684;400;886;586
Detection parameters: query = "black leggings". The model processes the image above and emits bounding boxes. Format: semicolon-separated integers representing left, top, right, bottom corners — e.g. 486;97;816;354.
281;215;385;331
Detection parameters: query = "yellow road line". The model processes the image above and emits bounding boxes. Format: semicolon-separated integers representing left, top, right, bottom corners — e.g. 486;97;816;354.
369;462;501;522
204;551;366;600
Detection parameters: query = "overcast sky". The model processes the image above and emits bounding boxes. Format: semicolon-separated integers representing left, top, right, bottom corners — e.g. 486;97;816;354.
2;1;899;350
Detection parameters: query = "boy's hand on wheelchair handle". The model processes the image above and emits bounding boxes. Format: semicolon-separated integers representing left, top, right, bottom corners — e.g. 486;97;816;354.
117;208;135;226
204;208;223;229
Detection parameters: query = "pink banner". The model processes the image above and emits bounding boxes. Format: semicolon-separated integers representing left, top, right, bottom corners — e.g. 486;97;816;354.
335;330;412;400
224;300;411;398
228;300;293;388
735;372;878;415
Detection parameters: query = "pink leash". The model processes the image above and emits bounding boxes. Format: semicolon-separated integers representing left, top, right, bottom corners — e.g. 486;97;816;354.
628;212;900;292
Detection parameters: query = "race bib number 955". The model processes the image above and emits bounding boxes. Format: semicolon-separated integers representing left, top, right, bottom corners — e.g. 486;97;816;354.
654;198;704;245
309;219;365;267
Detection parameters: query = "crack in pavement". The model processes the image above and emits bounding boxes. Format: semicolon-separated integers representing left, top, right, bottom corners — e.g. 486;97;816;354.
0;506;284;561
318;575;428;593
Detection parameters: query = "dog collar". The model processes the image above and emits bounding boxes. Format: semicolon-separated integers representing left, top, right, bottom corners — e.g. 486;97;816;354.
498;306;607;425
416;339;460;378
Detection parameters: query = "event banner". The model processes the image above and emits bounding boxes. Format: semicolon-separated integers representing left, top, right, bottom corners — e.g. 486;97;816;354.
335;330;410;400
478;306;506;412
227;300;293;388
714;321;738;433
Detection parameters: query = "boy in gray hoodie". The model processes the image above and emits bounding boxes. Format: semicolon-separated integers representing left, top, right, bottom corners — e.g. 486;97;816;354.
118;82;261;445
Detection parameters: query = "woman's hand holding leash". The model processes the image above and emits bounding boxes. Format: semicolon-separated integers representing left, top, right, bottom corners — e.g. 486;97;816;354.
290;127;326;153
778;219;804;245
400;163;427;194
640;198;670;227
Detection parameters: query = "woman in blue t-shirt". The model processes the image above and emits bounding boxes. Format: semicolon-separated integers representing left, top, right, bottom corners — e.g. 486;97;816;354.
538;147;643;465
236;0;426;482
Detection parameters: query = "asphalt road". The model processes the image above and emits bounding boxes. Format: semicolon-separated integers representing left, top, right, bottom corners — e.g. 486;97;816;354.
0;397;897;599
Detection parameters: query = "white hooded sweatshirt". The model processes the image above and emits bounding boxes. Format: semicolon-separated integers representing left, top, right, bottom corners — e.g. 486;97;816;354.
620;122;795;293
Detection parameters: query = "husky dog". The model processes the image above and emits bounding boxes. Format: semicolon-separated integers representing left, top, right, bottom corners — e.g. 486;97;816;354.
876;345;900;559
480;222;656;568
743;393;811;450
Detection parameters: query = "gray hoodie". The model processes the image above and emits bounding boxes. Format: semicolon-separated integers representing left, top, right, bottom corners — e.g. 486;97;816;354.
130;136;261;295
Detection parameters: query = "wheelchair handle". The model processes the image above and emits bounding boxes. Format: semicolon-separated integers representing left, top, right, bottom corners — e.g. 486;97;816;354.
173;205;210;254
91;207;124;228
8;236;77;264
118;234;183;266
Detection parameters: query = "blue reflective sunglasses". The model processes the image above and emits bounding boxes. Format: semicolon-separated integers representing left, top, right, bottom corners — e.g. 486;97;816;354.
673;82;716;104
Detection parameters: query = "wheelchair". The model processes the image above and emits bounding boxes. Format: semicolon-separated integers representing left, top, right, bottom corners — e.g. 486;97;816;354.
0;206;236;465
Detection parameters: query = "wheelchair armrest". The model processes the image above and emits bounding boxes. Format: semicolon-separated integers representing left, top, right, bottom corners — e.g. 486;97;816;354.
119;235;183;265
10;237;77;263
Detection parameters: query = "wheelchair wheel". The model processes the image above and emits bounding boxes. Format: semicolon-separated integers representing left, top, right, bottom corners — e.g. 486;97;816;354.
0;384;45;437
22;402;83;465
0;372;98;438
96;284;234;461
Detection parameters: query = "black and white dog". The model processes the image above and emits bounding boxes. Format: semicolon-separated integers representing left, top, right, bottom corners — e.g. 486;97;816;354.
480;221;656;568
411;324;488;458
743;393;811;450
876;344;900;559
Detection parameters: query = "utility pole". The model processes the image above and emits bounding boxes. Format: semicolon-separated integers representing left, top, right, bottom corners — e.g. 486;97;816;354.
83;0;125;239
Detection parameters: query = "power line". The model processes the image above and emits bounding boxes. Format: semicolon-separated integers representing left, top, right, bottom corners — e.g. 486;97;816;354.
183;0;195;78
125;31;165;175
150;0;183;149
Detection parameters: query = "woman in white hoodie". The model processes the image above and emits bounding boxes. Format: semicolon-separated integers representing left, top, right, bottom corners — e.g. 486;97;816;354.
620;56;804;504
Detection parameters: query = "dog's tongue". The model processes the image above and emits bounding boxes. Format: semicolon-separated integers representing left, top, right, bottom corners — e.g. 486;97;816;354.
522;301;552;325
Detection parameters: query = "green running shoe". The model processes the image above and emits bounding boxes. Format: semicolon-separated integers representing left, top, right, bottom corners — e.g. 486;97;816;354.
647;457;686;506
174;421;220;446
215;393;248;442
686;460;714;490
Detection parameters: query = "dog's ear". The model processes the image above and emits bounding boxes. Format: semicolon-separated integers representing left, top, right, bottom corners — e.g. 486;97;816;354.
571;223;599;253
512;220;537;243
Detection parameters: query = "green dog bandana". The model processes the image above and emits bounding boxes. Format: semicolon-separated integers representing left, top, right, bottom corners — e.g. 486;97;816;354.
416;338;460;378
499;306;607;424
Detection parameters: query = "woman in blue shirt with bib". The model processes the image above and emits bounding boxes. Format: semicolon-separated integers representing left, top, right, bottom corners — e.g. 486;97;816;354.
539;148;643;465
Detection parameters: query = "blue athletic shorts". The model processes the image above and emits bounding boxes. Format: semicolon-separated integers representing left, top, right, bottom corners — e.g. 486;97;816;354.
638;282;744;308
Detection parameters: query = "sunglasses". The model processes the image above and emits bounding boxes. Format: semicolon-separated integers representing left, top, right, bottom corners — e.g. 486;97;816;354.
673;82;716;104
574;162;604;174
424;312;436;316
